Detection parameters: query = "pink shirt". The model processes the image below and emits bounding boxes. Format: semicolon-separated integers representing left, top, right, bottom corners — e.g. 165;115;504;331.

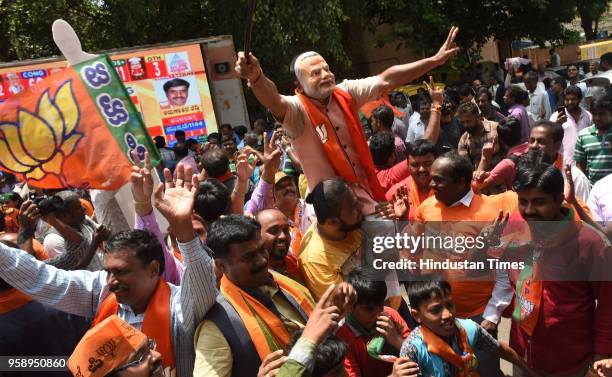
281;77;385;214
549;108;592;165
488;142;530;187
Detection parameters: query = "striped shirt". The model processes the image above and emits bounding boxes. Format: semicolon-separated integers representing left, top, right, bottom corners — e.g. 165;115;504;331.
0;237;217;377
574;125;612;185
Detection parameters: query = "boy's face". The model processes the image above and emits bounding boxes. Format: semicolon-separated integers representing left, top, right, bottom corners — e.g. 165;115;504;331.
352;302;385;330
411;291;456;338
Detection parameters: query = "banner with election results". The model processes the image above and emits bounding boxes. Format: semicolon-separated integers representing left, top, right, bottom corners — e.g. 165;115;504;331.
0;43;219;147
0;54;160;190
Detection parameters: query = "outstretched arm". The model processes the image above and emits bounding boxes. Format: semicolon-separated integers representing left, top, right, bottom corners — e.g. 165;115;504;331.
236;52;290;121
155;165;218;332
379;27;459;91
0;241;105;318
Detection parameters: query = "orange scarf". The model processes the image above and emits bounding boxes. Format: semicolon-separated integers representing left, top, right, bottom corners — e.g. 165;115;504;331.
421;323;480;377
503;209;579;336
92;278;175;371
0;289;32;314
296;88;386;200
554;153;563;170
220;271;314;360
408;176;433;219
290;202;303;256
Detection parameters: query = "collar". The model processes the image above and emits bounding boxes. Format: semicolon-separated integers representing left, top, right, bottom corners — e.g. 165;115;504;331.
450;189;474;208
589;124;612;136
258;281;280;298
507;142;529;155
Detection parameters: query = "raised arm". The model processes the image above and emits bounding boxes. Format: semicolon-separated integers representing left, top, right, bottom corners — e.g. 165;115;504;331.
231;150;258;215
131;151;184;285
154;165;217;332
378;27;459;91
0;241;106;318
422;76;445;143
236;52;290;121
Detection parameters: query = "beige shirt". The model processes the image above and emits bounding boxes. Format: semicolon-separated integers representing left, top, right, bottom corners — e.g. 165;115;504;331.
193;284;307;377
281;76;386;214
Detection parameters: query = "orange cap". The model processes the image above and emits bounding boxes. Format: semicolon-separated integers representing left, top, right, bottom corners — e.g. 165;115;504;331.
68;315;147;377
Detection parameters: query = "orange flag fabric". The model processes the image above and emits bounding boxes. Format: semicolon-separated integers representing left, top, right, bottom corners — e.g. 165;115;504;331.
0;55;160;189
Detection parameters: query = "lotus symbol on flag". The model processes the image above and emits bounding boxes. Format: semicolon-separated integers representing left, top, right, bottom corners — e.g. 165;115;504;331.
0;80;83;182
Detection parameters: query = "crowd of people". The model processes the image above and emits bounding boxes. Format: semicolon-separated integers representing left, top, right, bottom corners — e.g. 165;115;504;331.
1;26;612;377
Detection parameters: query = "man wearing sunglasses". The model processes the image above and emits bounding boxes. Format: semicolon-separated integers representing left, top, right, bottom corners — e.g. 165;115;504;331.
69;315;165;377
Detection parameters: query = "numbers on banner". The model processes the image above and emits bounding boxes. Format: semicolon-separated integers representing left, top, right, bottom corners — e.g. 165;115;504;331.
96;93;129;127
81;62;111;89
153;62;161;77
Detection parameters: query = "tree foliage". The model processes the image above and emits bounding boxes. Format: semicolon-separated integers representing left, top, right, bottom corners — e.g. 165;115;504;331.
0;0;349;84
576;0;610;40
362;0;578;63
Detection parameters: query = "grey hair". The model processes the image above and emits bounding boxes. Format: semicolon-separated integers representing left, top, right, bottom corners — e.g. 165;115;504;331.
294;51;321;85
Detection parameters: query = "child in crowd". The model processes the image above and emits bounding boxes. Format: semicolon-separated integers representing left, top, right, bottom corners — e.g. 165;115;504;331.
336;267;412;377
399;277;536;377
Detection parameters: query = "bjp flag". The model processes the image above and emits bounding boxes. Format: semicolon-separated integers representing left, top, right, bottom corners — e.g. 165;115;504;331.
0;55;160;189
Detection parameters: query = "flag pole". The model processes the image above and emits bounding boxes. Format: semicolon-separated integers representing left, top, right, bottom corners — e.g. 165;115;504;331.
244;0;257;61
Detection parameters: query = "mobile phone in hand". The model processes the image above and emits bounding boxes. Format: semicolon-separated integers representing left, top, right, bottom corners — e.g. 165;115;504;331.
557;106;565;115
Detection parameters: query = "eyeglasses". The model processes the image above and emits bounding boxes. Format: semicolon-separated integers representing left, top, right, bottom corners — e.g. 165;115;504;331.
113;339;157;373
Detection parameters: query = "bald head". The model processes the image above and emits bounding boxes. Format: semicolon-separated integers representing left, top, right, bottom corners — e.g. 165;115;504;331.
57;190;80;204
257;209;291;261
56;191;85;227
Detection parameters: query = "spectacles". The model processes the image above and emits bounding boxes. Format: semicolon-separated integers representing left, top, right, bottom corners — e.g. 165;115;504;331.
113;338;157;373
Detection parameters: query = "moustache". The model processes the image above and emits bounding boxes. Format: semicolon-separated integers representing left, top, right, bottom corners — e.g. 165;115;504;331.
109;285;128;294
251;264;268;275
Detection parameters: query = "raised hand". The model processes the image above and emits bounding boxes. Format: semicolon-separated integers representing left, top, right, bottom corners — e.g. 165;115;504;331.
331;281;357;318
236;151;258;182
376;314;405;351
301;285;342;345
390;357;420;377
236;51;262;82
154;164;199;242
391;185;410;219
93;224;111;246
564;164;577;205
480;210;509;248
481;134;497;162
130;150;155;215
374;201;396;220
594;358;612;377
423;75;444;106
434;26;460;65
256;350;286;377
18;200;41;230
263;130;283;166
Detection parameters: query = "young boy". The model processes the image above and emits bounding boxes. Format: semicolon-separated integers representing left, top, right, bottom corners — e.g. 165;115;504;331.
399;278;536;377
336;267;413;377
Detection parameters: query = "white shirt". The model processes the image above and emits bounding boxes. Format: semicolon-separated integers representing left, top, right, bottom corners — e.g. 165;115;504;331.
450;189;474;208
587;173;612;222
550;108;593;165
406;112;426;143
525;86;552;121
564;164;591;203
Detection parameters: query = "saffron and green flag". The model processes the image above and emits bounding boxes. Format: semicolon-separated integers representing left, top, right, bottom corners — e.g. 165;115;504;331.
0;54;160;189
